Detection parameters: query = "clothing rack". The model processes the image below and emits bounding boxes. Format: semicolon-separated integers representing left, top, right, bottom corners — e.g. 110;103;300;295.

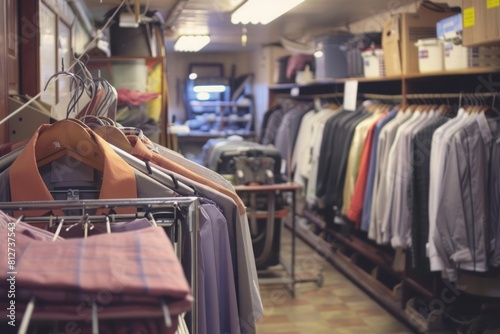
0;197;201;334
362;92;500;101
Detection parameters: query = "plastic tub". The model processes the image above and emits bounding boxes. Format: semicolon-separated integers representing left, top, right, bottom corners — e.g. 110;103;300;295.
444;42;500;70
361;48;385;77
443;42;468;70
414;38;444;72
315;33;353;79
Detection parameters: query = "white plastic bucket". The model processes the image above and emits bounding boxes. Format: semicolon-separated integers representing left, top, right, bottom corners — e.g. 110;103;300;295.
361;49;385;78
415;38;444;72
443;42;468;70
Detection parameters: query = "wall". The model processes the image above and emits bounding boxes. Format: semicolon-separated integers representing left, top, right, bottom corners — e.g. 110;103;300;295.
166;51;253;123
251;45;291;137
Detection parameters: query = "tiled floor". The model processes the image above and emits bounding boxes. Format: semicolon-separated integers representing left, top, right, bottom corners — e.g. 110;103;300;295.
256;228;413;334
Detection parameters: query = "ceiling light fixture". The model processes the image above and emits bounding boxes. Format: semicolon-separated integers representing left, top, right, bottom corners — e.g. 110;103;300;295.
193;85;227;93
119;12;140;28
231;0;306;25
174;35;210;52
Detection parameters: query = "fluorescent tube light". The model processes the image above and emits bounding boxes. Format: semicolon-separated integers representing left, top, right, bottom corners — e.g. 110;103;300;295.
174;35;210;52
231;0;306;25
193;85;227;93
119;12;140;28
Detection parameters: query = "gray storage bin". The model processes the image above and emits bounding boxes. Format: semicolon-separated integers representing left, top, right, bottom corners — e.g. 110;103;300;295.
315;33;353;80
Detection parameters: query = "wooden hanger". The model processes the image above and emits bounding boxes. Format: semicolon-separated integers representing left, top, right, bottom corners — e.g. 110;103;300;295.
35;119;105;171
408;104;417;113
438;104;448;115
93;125;134;153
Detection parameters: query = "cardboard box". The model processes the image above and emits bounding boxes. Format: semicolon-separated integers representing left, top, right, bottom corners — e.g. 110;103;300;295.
437;13;463;40
382;17;402;76
382;3;455;75
462;0;500;46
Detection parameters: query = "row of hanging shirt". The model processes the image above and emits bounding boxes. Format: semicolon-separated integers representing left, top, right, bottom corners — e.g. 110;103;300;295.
270;97;500;282
0;61;262;334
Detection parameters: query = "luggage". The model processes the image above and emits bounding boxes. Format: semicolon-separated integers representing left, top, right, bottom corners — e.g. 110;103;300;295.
203;139;284;184
202;139;284;268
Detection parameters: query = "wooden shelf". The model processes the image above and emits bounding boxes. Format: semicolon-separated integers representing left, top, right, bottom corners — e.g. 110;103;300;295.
302;209;436;299
403;67;500;79
335;75;403;83
189;101;250;107
269;79;338;90
269;67;500;91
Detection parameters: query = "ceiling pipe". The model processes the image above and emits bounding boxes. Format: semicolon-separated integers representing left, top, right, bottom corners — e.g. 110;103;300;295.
164;0;191;30
68;0;96;38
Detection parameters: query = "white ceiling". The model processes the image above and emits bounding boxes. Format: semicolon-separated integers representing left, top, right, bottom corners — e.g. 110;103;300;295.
83;0;416;52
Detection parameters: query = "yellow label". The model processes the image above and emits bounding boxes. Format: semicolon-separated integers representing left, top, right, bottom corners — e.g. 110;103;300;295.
463;7;475;28
488;0;500;9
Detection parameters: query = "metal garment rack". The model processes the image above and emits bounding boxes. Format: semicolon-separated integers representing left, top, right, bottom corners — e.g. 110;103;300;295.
0;197;200;334
234;183;323;297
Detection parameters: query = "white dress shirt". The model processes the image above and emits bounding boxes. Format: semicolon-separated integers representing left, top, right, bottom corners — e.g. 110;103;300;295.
390;110;439;248
427;110;476;273
378;111;425;244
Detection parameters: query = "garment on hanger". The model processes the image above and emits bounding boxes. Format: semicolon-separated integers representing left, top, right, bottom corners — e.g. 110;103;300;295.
261;106;286;145
341;110;387;217
350;108;398;229
320;108;373;220
128;136;246;215
0;125;177;217
386;110;440;248
344;111;396;228
315;110;361;201
305;107;344;207
427;108;476;274
368;109;412;242
259;105;281;144
0;211;191;333
274;101;312;164
136;153;261;334
292;106;340;186
408;116;449;273
432;112;500;281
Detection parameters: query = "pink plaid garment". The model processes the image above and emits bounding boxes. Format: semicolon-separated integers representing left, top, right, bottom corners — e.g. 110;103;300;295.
0;211;192;328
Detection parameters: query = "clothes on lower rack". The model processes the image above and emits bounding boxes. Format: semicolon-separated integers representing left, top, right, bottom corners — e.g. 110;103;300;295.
0;211;191;333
